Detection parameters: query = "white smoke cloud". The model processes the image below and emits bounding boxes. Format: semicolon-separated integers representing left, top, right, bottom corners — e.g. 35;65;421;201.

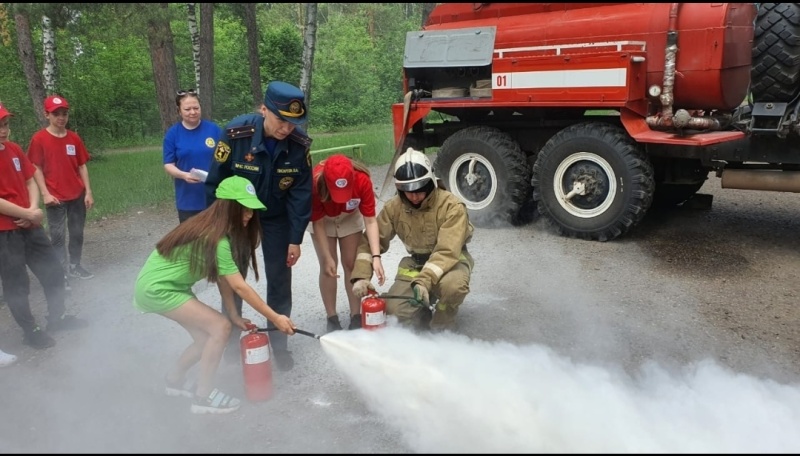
321;325;800;453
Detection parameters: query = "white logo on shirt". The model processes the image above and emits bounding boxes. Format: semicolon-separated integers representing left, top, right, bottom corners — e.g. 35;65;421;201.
12;157;21;171
345;198;361;211
66;144;76;156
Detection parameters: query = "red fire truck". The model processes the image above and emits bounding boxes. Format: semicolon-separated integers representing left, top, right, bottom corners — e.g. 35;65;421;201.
390;3;800;241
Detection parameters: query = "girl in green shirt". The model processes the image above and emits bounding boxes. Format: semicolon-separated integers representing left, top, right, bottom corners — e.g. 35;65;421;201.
134;176;296;414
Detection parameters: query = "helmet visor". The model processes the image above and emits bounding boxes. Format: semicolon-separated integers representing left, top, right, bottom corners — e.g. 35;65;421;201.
395;177;430;192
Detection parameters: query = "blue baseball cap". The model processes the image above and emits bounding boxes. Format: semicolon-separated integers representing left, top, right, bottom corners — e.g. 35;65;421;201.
264;81;307;126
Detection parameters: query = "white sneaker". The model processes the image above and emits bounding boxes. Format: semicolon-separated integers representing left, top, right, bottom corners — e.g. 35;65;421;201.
0;349;18;367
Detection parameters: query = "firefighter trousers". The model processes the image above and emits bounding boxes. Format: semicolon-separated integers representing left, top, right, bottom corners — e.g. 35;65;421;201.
384;255;472;330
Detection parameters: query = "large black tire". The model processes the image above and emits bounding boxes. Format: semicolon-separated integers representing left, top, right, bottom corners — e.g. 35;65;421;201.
532;122;654;242
434;126;531;228
751;3;800;101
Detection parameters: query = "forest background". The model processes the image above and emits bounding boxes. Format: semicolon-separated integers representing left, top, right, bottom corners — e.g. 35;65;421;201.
0;3;436;155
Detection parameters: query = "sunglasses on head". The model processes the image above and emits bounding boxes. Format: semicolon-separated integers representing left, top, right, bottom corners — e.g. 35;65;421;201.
176;89;197;96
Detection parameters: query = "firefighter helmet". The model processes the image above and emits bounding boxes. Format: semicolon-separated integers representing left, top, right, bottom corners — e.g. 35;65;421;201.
394;148;435;192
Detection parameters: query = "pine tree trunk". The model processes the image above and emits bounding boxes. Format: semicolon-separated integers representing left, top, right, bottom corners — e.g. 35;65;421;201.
146;3;180;132
14;9;47;126
199;3;214;120
244;3;262;108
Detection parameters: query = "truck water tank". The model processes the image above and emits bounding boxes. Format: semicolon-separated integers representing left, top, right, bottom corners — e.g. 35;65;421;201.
425;3;757;111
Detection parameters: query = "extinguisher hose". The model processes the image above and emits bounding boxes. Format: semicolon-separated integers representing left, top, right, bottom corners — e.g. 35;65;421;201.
377;294;434;312
255;327;322;340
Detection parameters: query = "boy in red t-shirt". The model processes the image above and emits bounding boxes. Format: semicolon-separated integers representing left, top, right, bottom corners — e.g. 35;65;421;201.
27;95;95;287
0;103;85;350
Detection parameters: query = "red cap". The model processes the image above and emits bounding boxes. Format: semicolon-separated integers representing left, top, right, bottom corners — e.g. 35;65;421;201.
324;154;354;204
44;95;69;113
0;103;11;120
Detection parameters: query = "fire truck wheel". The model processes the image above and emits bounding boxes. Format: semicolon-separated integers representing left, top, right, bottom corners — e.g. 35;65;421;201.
532;122;655;241
435;126;531;228
751;3;800;102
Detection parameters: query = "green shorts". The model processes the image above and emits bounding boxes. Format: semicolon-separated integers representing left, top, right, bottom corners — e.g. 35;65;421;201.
133;287;193;314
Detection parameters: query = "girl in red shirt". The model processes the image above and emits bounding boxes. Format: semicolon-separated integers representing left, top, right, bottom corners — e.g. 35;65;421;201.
308;154;384;331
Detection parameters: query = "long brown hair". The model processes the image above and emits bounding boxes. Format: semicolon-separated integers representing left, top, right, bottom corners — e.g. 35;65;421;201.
314;157;371;203
156;199;261;283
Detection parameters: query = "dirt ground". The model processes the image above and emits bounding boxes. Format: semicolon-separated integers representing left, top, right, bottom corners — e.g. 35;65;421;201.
1;166;800;452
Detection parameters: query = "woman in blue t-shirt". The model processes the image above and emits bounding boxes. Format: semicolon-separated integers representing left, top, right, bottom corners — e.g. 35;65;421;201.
162;89;222;223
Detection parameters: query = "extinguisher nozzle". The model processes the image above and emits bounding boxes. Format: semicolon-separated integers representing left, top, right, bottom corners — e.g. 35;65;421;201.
294;328;321;340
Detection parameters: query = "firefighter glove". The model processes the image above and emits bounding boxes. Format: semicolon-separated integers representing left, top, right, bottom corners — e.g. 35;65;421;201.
412;282;430;308
352;279;375;298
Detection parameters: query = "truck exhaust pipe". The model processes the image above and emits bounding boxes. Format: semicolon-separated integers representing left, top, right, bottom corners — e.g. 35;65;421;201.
721;169;800;193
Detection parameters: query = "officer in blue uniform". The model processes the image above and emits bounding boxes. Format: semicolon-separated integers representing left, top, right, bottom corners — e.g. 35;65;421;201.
205;81;313;371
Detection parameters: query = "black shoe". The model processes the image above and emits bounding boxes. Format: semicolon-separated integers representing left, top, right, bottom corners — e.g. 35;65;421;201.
46;314;88;332
23;327;55;349
69;264;94;280
272;349;294;372
326;315;342;333
348;314;362;330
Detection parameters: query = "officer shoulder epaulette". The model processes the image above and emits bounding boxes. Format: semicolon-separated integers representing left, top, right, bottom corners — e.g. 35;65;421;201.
289;130;312;149
226;125;256;140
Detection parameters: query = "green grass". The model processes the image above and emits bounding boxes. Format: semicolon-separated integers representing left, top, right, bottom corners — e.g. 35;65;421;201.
307;124;395;165
87;124;396;221
87;148;174;221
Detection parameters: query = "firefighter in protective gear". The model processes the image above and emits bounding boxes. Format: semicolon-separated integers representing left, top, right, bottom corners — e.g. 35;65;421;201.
351;148;474;331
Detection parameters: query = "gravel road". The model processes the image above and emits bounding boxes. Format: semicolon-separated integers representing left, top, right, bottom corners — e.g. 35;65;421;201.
1;163;799;453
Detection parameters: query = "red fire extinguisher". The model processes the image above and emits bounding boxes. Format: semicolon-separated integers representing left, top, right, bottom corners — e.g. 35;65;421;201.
240;323;273;402
361;290;387;330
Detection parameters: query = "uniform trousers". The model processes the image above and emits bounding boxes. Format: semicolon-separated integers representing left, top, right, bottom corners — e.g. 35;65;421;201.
225;213;294;352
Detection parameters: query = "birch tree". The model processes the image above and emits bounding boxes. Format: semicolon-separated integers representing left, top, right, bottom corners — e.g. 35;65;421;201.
186;3;201;93
299;2;317;123
42;15;57;93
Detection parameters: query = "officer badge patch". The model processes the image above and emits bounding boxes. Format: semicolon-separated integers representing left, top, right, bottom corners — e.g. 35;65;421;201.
214;141;231;163
289;100;303;115
279;177;294;190
245;152;255;162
